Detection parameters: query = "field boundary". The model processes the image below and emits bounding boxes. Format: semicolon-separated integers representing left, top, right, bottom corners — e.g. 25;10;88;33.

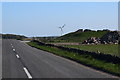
32;40;120;64
27;40;120;77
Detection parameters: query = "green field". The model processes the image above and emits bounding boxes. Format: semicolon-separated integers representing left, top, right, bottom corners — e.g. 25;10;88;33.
63;44;120;57
56;31;109;43
27;41;120;76
35;30;109;43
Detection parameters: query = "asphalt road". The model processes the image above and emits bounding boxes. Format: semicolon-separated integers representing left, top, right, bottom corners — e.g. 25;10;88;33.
2;39;118;78
0;39;2;79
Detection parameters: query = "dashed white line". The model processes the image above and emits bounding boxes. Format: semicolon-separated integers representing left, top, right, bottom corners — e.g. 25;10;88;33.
10;44;32;78
16;54;20;58
13;49;15;51
23;67;32;79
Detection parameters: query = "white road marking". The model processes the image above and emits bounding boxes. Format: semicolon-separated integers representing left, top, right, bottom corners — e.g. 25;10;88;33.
23;67;32;79
12;46;13;48
13;49;15;51
11;44;12;45
16;54;20;58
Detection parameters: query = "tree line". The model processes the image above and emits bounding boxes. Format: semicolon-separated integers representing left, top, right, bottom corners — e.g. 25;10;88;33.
2;34;27;40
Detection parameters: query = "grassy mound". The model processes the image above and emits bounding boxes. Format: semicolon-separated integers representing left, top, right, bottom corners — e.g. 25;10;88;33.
56;30;109;43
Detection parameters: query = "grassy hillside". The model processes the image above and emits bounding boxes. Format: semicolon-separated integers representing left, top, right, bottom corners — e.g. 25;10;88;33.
56;30;109;43
2;34;27;40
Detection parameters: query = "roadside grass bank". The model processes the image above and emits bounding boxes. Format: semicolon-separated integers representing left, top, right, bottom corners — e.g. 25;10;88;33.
27;41;120;77
62;44;119;57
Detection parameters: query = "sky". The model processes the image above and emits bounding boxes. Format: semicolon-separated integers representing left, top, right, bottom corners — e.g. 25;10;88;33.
2;2;118;37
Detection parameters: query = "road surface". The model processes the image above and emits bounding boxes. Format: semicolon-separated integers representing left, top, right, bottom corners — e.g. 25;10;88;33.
0;39;2;79
2;39;118;78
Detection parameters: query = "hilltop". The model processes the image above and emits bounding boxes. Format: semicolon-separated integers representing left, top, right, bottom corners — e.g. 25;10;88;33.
56;29;110;43
2;34;27;40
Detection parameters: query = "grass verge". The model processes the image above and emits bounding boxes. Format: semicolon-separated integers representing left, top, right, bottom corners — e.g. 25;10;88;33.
27;41;120;77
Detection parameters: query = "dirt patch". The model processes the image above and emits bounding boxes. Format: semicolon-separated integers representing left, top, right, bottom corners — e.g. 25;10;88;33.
49;43;80;45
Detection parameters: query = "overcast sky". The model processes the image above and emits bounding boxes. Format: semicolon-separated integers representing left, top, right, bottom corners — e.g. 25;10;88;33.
2;2;118;37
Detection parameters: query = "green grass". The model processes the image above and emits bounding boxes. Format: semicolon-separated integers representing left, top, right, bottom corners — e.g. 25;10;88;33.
27;41;120;76
63;44;120;57
56;31;109;43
